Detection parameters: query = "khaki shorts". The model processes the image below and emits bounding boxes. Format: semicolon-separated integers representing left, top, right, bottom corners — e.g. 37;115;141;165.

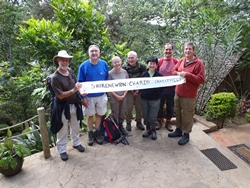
83;94;108;116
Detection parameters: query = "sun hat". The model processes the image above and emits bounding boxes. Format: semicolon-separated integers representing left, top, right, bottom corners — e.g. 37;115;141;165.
53;50;73;65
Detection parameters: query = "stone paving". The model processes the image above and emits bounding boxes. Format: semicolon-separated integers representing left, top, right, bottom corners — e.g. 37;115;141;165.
1;118;250;188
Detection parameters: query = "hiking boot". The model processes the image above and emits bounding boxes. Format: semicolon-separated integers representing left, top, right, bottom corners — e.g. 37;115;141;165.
136;122;145;130
119;123;128;136
178;133;190;145
60;152;68;161
73;144;85;152
156;118;163;130
151;128;157;140
94;129;104;145
126;123;131;131
168;128;182;138
88;131;94;146
142;126;151;138
165;120;173;132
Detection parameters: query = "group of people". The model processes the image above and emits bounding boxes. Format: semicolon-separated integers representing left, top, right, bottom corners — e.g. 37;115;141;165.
50;42;205;161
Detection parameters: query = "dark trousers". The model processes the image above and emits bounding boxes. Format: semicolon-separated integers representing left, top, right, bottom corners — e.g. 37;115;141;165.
157;93;175;119
141;98;160;128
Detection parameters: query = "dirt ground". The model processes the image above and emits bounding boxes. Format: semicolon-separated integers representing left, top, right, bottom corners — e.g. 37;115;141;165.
208;114;250;149
223;114;249;127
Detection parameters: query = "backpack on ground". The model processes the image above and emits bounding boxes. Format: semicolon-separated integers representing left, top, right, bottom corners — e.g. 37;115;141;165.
102;115;129;145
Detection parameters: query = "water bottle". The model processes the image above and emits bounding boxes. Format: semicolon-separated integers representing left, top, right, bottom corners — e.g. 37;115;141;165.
104;130;107;139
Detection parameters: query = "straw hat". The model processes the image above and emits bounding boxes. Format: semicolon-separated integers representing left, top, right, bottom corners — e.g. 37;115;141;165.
53;50;73;65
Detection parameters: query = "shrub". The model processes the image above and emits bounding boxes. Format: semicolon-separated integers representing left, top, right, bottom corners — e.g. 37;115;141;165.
205;92;238;128
246;112;250;122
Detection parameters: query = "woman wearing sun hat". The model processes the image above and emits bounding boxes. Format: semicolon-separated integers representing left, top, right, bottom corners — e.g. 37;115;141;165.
51;50;85;161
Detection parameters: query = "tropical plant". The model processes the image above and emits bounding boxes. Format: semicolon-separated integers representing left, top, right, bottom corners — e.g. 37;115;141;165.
0;129;31;171
13;122;56;154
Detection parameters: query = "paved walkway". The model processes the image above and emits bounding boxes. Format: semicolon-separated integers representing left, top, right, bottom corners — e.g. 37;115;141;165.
1;117;250;188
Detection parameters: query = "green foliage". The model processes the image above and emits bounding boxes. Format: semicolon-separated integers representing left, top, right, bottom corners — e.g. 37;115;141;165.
93;0;166;61
231;0;250;70
246;112;250;122
18;18;74;67
13;122;56;154
15;0;130;119
0;124;8;138
0;0;22;62
0;63;40;123
205;92;238;128
0;129;31;170
21;0;54;20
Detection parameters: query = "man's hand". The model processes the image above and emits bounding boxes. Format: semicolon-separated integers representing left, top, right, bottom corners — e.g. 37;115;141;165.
133;90;139;96
82;98;88;108
177;71;186;77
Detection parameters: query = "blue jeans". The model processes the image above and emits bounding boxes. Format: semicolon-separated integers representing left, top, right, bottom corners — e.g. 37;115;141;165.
141;98;160;128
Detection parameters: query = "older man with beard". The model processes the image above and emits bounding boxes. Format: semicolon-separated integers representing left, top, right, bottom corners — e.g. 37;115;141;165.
51;50;85;161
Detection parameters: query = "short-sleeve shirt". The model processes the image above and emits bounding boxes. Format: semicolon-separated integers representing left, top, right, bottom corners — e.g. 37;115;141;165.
108;69;129;96
51;70;77;102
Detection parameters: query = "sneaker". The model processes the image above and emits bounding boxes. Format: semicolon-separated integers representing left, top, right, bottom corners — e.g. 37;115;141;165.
178;133;189;145
142;130;152;138
126;123;131;131
151;130;157;140
168;128;182;138
88;131;94;146
60;152;68;161
136;122;145;130
94;129;104;145
73;144;85;152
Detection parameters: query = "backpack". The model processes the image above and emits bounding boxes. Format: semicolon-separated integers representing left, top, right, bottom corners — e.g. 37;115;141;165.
102;115;129;145
45;74;55;114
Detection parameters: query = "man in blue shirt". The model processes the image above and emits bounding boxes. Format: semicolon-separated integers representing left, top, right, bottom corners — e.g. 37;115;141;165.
78;45;109;146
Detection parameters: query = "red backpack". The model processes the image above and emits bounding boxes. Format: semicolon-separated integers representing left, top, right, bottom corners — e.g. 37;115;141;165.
102;115;129;145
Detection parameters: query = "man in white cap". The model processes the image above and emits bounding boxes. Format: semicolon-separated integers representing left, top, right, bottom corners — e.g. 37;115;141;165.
51;50;85;161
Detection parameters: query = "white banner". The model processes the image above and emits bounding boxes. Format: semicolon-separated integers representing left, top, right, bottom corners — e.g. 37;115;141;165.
79;75;185;94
